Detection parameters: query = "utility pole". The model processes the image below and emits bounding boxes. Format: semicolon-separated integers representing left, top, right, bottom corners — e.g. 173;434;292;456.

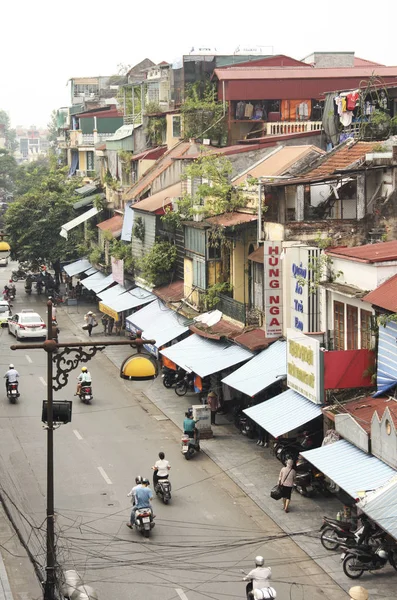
11;301;156;600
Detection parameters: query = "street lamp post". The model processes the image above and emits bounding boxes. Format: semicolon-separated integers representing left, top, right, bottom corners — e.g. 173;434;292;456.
11;301;156;600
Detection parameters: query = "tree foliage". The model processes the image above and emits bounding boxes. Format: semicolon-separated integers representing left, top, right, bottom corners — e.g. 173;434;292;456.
181;82;227;144
0;110;17;152
5;159;83;264
138;241;177;286
0;149;17;193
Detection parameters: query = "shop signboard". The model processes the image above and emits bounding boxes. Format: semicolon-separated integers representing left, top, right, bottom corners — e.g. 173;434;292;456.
287;328;324;404
98;302;119;322
125;319;158;357
289;246;319;333
263;241;283;337
111;257;124;286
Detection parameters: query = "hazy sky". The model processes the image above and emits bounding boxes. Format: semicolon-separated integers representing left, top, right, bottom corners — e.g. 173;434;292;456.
3;0;397;127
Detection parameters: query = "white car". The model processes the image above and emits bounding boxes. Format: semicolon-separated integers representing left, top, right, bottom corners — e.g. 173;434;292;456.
0;300;12;327
8;310;47;340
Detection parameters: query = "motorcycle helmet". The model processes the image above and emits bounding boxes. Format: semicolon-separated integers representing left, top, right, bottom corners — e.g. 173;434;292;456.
255;556;265;567
135;475;143;484
81;367;87;372
375;547;388;560
9;364;14;369
142;478;150;485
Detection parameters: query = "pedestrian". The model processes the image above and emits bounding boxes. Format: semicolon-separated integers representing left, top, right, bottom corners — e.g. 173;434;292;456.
101;314;109;335
84;311;97;337
349;586;369;600
76;281;83;298
278;458;296;513
256;425;269;447
115;319;122;336
107;316;115;336
207;391;219;426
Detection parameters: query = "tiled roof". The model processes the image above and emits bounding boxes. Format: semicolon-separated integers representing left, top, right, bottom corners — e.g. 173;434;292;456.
363;274;397;311
282;141;378;185
234;330;279;351
132;183;181;214
327;240;397;263
205;212;257;228
323;396;397;434
153;280;184;303
96;215;123;237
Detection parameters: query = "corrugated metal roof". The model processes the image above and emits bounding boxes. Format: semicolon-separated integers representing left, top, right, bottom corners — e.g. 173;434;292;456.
142;308;190;348
73;193;105;210
244;388;322;437
234;330;278;352
60;207;100;239
301;439;396;498
89;274;115;293
110;124;135;141
375;321;397;395
81;272;106;290
160;334;253;378
63;259;92;277
205;212;257;228
214;65;397;81
323;396;397;434
75;184;98;197
97;284;126;302
328;240;397;264
107;288;156;313
132;183;181;213
153;280;184;302
363;274;397;311
222;340;286;397
360;478;397;541
131;146;167;161
97;215;123;237
84;267;98;276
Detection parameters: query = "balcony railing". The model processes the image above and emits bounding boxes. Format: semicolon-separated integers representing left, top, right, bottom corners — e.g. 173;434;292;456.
216;293;246;324
266;121;322;136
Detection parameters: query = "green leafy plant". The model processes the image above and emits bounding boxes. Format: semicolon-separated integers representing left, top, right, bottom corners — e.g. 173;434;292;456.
118;151;133;175
103;170;119;190
146;116;166;146
378;313;397;327
181;82;227;144
202;282;232;310
138;241;177;286
109;238;135;273
145;102;161;115
295;233;343;294
160;206;183;231
89;247;103;266
93;194;107;211
132;216;145;242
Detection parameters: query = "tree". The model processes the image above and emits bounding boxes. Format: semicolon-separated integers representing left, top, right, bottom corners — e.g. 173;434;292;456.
181;82;227;144
0;149;17;193
47;109;58;144
5;160;83;266
0;110;18;152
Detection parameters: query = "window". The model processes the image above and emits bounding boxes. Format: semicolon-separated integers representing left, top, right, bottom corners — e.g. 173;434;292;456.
360;309;372;349
86;151;94;171
172;116;181;138
192;258;206;290
333;301;345;350
185;227;205;255
208;244;221;260
346;305;358;350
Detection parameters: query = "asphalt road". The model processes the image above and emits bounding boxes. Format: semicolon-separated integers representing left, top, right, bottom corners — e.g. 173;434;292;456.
0;264;347;600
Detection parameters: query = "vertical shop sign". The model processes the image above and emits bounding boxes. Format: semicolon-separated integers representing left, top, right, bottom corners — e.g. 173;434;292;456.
263;241;283;337
290;247;319;333
111;257;124;286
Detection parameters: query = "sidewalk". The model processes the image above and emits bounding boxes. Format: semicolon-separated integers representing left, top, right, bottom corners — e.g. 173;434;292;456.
62;302;395;598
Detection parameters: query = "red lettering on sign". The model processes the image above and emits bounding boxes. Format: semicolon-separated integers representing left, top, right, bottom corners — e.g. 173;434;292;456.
270;280;280;288
269;317;281;326
270;307;279;315
269;296;279;304
268;246;280;255
268;257;279;266
269;269;279;278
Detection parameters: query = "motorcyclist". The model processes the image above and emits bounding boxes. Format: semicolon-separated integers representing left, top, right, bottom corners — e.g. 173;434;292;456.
127;478;153;529
183;411;197;439
3;285;10;301
48;299;57;322
152;451;171;489
25;274;33;290
75;367;92;396
243;556;272;595
127;476;143;506
4;364;19;393
8;281;16;296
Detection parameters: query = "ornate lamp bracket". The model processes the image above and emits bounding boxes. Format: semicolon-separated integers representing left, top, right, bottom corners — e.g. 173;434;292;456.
52;345;105;391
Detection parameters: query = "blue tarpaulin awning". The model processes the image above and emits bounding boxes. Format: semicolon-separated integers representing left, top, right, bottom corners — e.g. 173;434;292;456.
375;321;397;396
121;201;134;242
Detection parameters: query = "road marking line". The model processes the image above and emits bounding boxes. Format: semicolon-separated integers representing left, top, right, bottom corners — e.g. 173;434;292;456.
39;376;46;386
97;467;112;485
25;355;33;364
73;430;83;440
176;589;189;600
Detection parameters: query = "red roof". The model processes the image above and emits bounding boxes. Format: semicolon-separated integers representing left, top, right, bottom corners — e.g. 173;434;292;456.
205;212;257;228
77;106;122;119
153;280;184;303
281;141;378;185
221;55;310;69
214;65;397;81
323;396;397;434
96;215;123;237
131;146;167;161
234;330;279;351
190;319;243;340
327;240;397;264
363;274;397;311
354;56;384;67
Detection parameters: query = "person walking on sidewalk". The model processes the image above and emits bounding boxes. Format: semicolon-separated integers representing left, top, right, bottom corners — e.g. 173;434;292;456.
101;314;109;335
107;316;115;336
278;459;296;513
115;319;122;336
84;311;97;337
207;391;219;426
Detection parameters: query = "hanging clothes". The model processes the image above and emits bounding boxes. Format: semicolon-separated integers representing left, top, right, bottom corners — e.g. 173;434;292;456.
244;102;254;119
281;99;311;121
235;101;245;120
340;111;353;127
297;102;309;120
334;96;343;116
346;90;359;111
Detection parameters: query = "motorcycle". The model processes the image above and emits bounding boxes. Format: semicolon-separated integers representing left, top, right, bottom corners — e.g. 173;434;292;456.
236;412;256;438
320;514;381;551
162;366;184;389
342;543;397;579
7;382;20;404
79;384;93;405
181;429;201;460
241;571;276;599
175;372;195;396
24;282;32;295
274;431;319;465
35;281;43;295
11;269;28;282
134;507;155;538
154;478;172;504
294;457;333;498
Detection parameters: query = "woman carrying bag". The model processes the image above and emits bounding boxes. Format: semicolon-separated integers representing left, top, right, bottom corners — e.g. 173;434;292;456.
278;459;296;513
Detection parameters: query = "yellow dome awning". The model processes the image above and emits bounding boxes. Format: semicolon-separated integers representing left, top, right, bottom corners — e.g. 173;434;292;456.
120;354;158;381
0;241;11;252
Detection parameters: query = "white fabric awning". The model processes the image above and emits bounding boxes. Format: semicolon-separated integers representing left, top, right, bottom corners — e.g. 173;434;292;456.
126;302;189;348
81;272;106;290
244;389;322;438
97;284;127;303
222;340;286;397
107;287;156;313
60;207;101;239
89;274;116;294
63;259;92;277
160;334;253;378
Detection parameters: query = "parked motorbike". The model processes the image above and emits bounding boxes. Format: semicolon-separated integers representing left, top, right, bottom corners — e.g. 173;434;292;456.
11;269;28;282
134;507;155;538
342;543;397;579
181;429;201;460
274;431;319;465
7;382;20;404
162;366;184;389
236;412;256;438
175;373;195;396
154;478;172;504
320;514;381;551
79;384;93;405
294;457;333;497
